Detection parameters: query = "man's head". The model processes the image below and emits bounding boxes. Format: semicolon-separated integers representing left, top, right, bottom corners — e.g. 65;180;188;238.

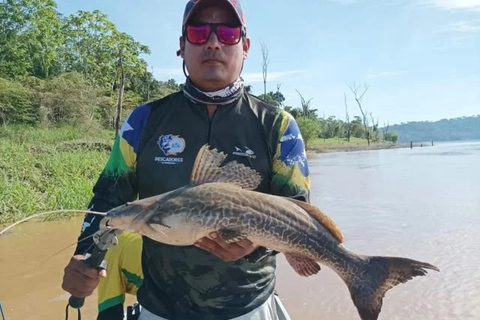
179;0;250;92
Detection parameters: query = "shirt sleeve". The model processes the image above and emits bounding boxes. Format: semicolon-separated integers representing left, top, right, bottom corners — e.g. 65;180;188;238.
75;105;151;255
270;110;311;202
97;232;143;320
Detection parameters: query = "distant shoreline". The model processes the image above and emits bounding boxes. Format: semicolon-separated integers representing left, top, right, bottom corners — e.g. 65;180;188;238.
307;142;432;154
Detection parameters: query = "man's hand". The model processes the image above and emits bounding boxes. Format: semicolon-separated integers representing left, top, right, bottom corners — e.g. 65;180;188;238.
194;232;258;262
62;255;107;298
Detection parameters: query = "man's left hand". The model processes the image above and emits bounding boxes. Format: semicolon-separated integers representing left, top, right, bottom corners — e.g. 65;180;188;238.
194;232;258;262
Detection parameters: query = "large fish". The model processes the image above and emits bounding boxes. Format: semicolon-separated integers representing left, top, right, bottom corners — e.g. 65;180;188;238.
101;144;439;320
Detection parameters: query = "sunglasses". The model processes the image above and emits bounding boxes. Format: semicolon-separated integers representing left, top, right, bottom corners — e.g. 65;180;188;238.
184;23;244;45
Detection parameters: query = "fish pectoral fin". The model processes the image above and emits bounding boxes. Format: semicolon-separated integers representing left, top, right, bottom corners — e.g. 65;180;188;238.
218;228;247;244
285;254;321;277
190;144;262;190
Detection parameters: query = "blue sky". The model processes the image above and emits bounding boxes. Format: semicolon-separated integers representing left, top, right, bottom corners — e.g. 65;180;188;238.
56;0;479;125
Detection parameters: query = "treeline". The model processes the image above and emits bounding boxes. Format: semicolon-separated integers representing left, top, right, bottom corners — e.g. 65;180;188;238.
0;0;398;146
389;115;480;143
0;0;179;128
257;86;398;147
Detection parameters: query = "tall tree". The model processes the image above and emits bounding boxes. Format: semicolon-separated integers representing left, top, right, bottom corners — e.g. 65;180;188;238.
0;0;63;78
62;10;150;92
261;42;269;96
348;82;371;145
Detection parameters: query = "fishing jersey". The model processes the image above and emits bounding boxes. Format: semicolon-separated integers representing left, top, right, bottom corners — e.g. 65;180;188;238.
97;232;143;320
76;91;311;320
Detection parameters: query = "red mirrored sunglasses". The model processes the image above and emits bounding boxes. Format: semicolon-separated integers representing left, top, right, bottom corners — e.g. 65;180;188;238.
184;23;245;45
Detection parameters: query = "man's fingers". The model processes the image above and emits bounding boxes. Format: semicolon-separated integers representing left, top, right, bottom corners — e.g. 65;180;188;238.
195;238;230;261
209;232;255;250
195;237;257;262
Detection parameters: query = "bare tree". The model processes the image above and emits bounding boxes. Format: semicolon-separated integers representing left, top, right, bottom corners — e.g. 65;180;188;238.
344;92;351;142
261;42;270;96
296;90;314;118
370;112;379;142
348;82;371;145
115;47;125;137
382;122;390;141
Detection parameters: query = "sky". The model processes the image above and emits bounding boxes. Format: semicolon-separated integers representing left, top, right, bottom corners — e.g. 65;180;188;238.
55;0;479;125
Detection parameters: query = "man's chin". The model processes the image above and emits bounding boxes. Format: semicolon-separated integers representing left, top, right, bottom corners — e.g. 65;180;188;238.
197;74;233;90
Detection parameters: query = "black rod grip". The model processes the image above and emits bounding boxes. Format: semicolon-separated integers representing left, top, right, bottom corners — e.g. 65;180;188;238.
68;246;108;309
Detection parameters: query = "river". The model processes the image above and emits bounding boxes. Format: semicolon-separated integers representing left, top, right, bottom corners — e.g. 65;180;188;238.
1;141;479;320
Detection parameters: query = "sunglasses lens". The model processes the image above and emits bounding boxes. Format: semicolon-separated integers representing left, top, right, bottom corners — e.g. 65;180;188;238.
186;25;211;44
216;25;241;45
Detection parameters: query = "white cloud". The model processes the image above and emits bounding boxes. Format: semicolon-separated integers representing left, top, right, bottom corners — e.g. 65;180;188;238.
366;71;407;80
418;0;480;11
438;20;480;33
435;20;480;50
242;70;304;83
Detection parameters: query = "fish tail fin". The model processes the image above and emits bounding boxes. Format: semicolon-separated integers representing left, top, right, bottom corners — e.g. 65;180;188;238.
347;256;439;320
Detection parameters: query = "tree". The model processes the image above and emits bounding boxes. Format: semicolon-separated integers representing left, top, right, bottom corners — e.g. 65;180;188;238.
62;10;150;92
296;90;316;118
258;84;285;108
261;42;269;96
384;132;398;143
348;82;371;145
296;116;321;148
0;0;63;79
115;47;125;136
344;92;351;142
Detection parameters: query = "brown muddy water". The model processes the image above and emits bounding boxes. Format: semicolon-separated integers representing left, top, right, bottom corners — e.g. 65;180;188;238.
1;141;479;320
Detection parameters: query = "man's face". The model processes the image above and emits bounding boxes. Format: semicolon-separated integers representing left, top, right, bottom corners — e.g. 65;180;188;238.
180;5;250;92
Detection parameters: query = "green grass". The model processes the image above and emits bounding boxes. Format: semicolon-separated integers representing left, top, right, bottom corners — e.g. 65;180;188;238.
0;125;114;224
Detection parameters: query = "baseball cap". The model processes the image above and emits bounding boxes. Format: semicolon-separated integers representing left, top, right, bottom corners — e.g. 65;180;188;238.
182;0;247;28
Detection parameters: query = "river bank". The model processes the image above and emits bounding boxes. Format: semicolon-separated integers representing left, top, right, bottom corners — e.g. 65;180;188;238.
307;140;434;154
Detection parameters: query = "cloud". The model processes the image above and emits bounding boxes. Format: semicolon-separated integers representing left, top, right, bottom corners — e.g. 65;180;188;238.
242;70;305;83
435;20;480;49
417;0;480;11
438;20;480;33
366;71;407;81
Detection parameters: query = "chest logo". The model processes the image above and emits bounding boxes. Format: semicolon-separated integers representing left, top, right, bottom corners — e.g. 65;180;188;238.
158;135;186;156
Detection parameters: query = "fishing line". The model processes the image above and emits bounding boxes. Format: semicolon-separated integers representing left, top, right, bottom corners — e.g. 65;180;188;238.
0;210;107;236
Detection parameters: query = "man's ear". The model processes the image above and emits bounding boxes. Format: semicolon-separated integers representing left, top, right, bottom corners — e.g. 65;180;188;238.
243;37;251;60
179;36;186;58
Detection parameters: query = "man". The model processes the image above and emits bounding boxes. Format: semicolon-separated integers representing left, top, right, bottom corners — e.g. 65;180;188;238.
62;0;310;319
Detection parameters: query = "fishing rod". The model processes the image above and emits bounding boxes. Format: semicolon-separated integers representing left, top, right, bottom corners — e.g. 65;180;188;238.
65;228;122;320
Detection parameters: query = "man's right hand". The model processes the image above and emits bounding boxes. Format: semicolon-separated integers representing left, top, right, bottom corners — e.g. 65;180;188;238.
62;255;107;298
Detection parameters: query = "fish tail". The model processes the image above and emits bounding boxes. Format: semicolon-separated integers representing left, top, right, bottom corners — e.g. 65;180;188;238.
347;256;439;320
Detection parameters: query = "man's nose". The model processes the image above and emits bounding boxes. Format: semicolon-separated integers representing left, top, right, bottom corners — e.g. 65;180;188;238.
205;30;221;50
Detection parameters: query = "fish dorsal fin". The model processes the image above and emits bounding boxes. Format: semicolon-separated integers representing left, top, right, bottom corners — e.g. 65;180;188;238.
287;198;345;243
190;144;262;190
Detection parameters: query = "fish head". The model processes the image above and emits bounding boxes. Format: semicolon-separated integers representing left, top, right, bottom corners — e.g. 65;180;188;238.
101;195;163;233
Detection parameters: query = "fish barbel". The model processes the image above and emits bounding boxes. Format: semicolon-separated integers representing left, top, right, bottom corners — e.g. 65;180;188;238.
101;144;439;320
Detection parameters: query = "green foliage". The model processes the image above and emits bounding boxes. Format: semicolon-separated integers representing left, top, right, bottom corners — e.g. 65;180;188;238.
383;131;398;143
31;72;100;126
296;116;321;148
0;78;38;124
0;0;63;78
387;116;480;142
0;125;113;223
259;90;285;108
62;10;149;92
